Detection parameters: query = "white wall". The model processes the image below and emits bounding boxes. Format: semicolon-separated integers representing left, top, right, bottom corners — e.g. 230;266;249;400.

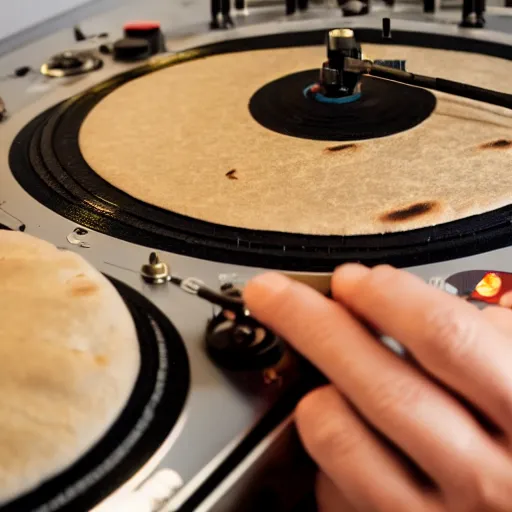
0;0;92;40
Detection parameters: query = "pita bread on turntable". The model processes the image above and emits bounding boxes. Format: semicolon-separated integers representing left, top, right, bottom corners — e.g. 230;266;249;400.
0;231;140;504
79;44;512;236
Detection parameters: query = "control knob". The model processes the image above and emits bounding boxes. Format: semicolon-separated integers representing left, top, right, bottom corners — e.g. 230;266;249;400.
205;286;284;371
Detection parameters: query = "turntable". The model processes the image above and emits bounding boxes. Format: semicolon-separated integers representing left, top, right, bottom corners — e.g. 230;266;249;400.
0;10;511;512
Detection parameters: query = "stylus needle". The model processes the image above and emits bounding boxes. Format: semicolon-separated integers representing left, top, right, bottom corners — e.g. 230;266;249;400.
170;275;246;313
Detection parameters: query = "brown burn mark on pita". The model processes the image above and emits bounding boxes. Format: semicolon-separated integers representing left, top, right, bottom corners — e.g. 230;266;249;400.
479;139;511;150
68;276;99;297
226;169;238;180
94;354;109;366
379;201;440;223
324;143;358;154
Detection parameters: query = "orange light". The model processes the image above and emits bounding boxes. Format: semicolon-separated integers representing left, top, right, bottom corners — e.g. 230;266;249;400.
475;272;502;298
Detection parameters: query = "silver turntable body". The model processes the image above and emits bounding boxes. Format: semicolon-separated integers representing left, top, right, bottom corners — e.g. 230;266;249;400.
1;5;512;511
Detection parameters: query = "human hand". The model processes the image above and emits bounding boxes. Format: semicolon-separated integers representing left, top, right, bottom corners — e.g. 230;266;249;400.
244;265;512;511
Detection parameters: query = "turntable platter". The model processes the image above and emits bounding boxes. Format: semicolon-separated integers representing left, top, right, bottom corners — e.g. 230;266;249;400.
9;29;512;270
79;44;512;236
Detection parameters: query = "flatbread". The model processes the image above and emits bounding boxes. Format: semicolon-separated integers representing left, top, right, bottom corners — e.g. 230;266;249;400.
0;231;140;504
79;44;512;235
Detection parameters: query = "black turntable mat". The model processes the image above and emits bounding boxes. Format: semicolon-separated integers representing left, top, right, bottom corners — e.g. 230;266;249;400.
1;278;189;512
8;28;512;272
249;71;436;141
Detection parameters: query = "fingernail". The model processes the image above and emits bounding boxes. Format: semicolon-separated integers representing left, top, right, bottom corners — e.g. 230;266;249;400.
247;271;291;295
335;263;369;280
333;263;370;291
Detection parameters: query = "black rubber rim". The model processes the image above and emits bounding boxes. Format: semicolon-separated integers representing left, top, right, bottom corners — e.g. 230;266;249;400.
8;28;512;272
1;277;189;512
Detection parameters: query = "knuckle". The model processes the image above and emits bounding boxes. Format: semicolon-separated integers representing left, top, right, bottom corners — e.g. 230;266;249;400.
448;466;512;511
370;376;427;418
423;306;477;366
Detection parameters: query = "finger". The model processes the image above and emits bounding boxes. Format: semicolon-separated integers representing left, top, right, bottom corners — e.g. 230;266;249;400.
244;273;503;490
296;386;440;512
316;472;357;512
482;305;512;336
331;264;512;437
499;290;512;308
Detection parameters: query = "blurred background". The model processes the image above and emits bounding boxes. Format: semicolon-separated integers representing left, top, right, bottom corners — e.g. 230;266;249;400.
1;0;510;51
